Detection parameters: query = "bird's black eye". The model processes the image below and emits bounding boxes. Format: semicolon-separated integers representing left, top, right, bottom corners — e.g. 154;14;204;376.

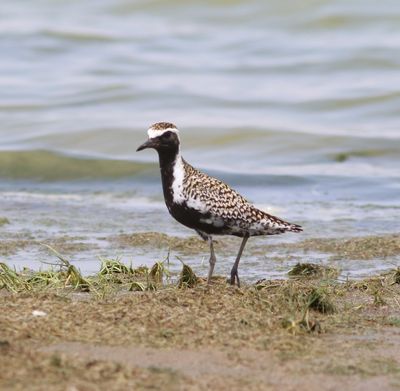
163;131;173;138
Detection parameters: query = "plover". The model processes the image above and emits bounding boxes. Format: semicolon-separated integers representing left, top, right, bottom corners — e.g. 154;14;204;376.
137;122;302;286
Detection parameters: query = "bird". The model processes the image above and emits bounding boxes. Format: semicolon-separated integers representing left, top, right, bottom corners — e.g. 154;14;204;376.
137;122;302;287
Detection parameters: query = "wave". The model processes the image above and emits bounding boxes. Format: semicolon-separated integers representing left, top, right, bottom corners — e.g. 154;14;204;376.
0;150;156;181
0;149;310;185
0;147;397;188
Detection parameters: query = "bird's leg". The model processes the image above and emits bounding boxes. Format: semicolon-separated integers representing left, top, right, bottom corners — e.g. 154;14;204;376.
207;237;217;284
230;235;249;287
195;230;216;284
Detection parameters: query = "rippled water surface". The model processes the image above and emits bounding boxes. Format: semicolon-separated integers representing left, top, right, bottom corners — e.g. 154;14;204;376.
1;0;399;279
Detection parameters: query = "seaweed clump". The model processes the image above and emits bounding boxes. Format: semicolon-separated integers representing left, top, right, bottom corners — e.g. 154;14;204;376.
288;263;339;279
293;235;400;260
0;262;30;292
0;217;10;227
177;264;199;288
306;287;336;314
392;268;400;284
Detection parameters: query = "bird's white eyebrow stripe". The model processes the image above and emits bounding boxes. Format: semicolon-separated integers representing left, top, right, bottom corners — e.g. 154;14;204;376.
147;128;179;139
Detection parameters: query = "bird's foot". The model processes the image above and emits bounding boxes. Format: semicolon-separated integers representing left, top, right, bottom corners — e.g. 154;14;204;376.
207;255;216;285
230;269;240;288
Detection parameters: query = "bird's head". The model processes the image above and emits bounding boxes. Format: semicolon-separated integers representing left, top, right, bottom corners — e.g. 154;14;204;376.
136;122;180;154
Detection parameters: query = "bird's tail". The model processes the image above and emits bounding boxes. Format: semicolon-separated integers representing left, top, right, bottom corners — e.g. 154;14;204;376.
286;223;303;233
261;211;303;234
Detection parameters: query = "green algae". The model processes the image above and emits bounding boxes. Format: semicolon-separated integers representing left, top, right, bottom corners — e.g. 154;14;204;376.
99;258;135;275
288;263;339;279
275;234;400;260
113;232;209;254
113;232;400;261
0;235;96;257
0;150;154;181
0;240;32;256
0;217;10;227
332;149;395;162
177;263;199;288
0;263;31;292
306;287;336;314
42;236;98;254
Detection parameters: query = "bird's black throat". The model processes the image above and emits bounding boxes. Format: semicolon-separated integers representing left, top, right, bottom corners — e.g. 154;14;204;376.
157;146;180;206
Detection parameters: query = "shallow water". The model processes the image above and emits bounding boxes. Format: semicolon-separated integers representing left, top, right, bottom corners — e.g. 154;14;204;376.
1;0;399;280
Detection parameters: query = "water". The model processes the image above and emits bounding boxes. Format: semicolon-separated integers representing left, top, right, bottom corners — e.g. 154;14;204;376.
1;0;399;280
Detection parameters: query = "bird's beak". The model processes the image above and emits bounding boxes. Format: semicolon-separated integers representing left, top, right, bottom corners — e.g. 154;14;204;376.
136;139;158;152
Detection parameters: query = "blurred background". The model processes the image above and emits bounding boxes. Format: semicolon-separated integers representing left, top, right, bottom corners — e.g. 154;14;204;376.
1;0;399;279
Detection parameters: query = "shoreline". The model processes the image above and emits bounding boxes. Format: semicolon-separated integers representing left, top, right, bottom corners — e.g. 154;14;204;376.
1;231;399;281
1;261;400;390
